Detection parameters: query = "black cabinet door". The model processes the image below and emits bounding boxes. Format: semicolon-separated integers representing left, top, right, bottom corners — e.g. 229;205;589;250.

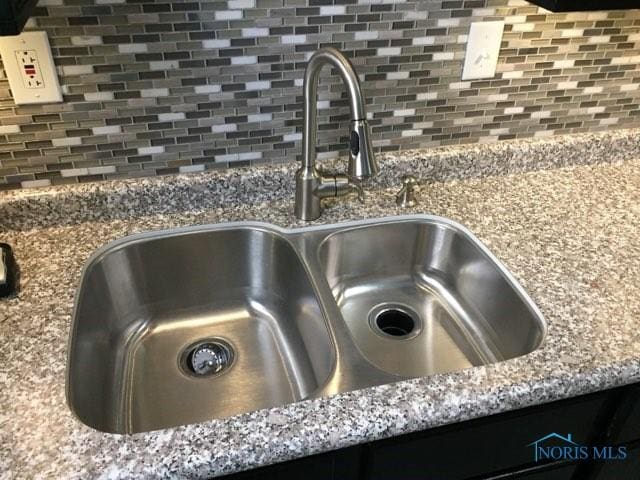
362;393;610;480
217;385;637;480
525;0;640;11
589;440;640;480
483;462;579;480
0;0;39;36
605;384;640;444
513;464;578;480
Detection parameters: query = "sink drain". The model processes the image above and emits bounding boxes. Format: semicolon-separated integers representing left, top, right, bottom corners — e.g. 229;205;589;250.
369;304;421;340
180;339;235;377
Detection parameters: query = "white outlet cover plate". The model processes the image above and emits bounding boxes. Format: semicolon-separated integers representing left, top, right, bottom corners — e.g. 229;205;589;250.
462;21;505;81
0;31;63;105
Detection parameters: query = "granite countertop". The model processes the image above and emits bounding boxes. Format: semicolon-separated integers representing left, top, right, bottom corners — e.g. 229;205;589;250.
1;130;640;479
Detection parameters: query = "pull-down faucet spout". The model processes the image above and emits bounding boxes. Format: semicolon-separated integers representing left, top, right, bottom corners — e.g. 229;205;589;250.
294;48;379;221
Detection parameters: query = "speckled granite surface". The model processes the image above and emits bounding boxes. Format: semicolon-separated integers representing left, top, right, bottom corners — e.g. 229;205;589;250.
1;128;639;231
1;130;640;479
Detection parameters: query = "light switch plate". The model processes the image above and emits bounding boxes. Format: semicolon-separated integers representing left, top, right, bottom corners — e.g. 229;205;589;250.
462;21;505;81
0;31;63;105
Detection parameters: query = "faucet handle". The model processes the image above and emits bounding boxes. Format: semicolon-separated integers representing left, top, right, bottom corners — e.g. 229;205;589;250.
333;175;366;204
349;182;365;204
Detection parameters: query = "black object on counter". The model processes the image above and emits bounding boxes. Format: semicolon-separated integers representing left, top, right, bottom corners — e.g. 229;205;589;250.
525;0;640;11
0;0;39;36
0;243;18;297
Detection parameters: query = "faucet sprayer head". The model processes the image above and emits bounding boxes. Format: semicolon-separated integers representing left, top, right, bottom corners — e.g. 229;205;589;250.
348;119;379;180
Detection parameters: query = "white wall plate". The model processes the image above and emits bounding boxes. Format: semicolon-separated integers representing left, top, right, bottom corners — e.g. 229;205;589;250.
0;31;63;105
462;21;505;81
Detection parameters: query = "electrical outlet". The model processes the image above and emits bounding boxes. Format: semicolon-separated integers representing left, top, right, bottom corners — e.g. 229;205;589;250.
15;50;45;89
462;21;505;81
0;31;62;105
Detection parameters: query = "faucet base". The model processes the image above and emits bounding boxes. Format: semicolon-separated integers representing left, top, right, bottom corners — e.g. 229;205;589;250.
294;168;322;221
295;168;361;221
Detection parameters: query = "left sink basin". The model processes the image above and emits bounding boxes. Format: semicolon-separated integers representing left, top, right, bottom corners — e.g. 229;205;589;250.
67;226;335;434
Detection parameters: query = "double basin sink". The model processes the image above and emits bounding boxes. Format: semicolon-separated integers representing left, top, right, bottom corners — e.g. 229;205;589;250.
67;215;546;434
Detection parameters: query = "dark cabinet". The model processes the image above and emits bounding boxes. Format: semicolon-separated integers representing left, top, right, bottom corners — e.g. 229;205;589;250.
0;0;39;36
220;384;640;480
486;462;579;479
590;441;640;480
525;0;640;11
604;383;640;444
362;393;609;480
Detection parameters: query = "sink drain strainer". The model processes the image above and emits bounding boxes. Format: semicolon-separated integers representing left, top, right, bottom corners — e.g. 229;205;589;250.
369;303;421;340
180;339;235;377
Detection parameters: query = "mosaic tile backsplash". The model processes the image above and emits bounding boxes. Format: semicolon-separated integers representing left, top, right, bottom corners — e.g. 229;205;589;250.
0;0;638;189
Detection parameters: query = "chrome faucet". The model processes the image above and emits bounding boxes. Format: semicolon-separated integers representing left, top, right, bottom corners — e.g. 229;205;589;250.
294;48;379;221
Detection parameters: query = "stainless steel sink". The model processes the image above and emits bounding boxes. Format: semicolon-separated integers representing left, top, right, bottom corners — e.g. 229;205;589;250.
67;215;546;434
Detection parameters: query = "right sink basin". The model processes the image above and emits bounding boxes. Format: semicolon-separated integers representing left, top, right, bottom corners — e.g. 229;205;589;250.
317;218;546;378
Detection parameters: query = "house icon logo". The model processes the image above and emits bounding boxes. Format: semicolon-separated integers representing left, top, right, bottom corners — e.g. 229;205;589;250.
528;433;628;462
528;433;580;462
